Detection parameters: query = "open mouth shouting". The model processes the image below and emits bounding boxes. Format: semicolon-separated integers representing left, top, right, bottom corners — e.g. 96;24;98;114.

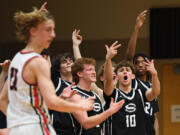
123;75;128;81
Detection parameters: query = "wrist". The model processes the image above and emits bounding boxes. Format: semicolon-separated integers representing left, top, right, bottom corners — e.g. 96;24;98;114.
151;70;157;76
73;44;79;48
106;108;113;116
106;58;112;62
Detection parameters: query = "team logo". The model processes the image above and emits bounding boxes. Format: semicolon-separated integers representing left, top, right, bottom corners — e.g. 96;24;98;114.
125;103;136;113
93;103;101;112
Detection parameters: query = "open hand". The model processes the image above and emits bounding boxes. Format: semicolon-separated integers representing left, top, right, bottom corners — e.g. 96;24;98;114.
105;41;121;60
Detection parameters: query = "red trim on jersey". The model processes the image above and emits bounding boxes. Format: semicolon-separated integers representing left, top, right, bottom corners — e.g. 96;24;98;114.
33;86;50;135
22;56;39;85
20;50;35;54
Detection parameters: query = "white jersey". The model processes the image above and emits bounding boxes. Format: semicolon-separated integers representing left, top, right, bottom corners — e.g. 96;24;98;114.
7;51;51;131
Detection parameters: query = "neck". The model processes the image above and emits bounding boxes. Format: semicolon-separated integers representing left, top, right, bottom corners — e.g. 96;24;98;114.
137;74;147;82
119;83;132;94
60;73;72;83
24;41;44;54
77;80;92;92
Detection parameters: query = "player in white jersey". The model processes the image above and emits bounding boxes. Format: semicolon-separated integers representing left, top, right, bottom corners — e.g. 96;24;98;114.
0;5;94;135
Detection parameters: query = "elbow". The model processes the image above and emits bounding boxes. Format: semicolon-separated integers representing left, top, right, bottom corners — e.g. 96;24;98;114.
156;90;160;97
154;87;160;97
83;125;91;130
80;119;94;130
82;123;93;130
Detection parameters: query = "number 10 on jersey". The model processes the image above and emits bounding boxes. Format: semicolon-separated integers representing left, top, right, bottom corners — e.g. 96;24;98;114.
126;114;136;127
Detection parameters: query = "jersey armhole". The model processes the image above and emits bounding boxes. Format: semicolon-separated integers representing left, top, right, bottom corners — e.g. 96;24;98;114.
22;56;40;85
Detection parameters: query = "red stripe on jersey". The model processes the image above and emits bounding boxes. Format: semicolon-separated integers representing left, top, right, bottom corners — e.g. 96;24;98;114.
20;50;34;54
33;86;50;135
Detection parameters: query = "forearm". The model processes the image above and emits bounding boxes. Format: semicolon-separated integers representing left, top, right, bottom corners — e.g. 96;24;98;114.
73;45;82;59
146;73;160;101
154;114;159;135
47;95;85;113
0;72;7;91
77;110;111;129
125;28;139;62
0;99;8;115
104;59;114;96
151;73;160;98
0;82;9;115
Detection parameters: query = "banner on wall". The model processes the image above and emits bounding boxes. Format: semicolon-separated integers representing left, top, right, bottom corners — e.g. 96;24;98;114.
171;105;180;122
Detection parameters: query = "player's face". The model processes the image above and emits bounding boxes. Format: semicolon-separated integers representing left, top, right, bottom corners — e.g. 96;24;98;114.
31;19;56;49
60;58;74;74
117;66;135;86
80;64;96;83
134;56;146;76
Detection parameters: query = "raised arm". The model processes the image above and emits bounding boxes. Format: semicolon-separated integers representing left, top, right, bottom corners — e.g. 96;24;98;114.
125;10;147;62
72;29;83;59
31;57;94;112
73;97;124;129
144;58;160;101
0;59;10;91
39;2;48;12
104;41;121;96
72;29;105;100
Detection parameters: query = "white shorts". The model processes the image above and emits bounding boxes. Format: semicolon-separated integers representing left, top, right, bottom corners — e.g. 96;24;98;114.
9;123;56;135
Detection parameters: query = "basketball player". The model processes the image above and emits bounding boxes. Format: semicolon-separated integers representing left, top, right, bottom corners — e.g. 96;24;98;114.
104;42;160;135
0;7;94;135
72;29;106;104
50;53;77;135
125;10;159;135
71;57;124;135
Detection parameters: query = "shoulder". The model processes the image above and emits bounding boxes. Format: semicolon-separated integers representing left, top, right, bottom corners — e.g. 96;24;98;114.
28;57;49;70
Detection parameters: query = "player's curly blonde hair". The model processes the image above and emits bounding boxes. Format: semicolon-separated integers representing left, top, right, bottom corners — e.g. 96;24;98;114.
14;7;54;42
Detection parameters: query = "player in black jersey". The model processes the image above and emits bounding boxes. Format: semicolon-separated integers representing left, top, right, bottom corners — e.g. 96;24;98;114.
50;53;77;135
125;10;159;135
132;54;159;135
103;43;160;135
71;57;124;135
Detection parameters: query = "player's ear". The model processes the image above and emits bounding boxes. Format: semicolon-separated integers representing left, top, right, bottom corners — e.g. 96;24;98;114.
131;73;135;79
100;76;104;82
30;27;37;37
77;71;83;78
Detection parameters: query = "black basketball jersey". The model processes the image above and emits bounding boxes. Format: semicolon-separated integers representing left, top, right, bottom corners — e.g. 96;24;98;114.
72;86;105;135
132;79;159;135
104;84;147;135
51;77;77;135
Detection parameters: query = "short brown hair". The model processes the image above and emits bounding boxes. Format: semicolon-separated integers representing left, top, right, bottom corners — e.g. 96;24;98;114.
115;60;135;74
71;57;96;84
14;7;54;42
98;61;117;84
